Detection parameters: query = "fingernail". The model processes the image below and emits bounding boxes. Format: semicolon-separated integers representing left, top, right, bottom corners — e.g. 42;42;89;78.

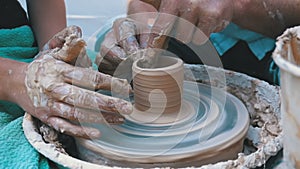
110;117;125;124
89;130;101;138
119;102;133;115
118;117;125;122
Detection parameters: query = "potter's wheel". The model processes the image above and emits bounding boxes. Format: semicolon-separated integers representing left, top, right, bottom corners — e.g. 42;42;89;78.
76;81;250;166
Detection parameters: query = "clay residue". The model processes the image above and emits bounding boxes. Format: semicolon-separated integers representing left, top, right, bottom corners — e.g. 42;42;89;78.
38;122;68;155
24;64;283;169
113;18;139;57
184;64;282;168
262;0;285;27
290;35;300;65
273;26;300;67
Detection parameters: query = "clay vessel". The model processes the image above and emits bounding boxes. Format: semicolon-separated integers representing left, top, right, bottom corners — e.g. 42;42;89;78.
273;26;300;169
132;56;184;114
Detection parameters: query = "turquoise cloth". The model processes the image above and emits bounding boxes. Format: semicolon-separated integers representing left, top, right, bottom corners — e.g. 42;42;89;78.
0;25;38;63
210;23;280;84
0;26;50;168
210;23;276;60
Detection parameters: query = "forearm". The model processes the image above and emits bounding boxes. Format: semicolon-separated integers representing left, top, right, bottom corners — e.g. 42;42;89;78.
26;0;66;49
0;58;27;103
233;0;300;38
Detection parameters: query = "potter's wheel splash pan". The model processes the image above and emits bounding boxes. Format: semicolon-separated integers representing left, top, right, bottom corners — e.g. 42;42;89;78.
75;81;250;167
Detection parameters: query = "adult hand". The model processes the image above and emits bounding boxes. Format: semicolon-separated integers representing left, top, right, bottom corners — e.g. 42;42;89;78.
97;0;234;73
96;18;141;75
131;0;234;45
15;26;133;139
97;16;161;75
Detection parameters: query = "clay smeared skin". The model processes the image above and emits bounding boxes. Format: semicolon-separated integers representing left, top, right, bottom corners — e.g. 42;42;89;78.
25;26;132;139
140;0;161;10
98;18;142;68
100;0;300;71
98;18;160;73
26;57;131;112
114;18;140;57
44;25;92;68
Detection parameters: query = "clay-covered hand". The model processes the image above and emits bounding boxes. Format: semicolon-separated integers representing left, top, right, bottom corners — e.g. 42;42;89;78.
97;0;166;74
97;16;163;75
96;17;145;75
18;26;133;139
129;0;234;45
42;25;93;68
97;0;234;73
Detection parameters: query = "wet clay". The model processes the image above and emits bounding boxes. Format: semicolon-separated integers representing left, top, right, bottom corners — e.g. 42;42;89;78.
132;56;183;114
25;26;132;113
23;64;282;169
273;26;300;169
24;26;133;139
184;64;282;168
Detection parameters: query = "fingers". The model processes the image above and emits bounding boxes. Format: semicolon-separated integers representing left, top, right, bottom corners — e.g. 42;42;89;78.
101;111;125;124
61;65;131;93
113;18;140;56
55;25;83;40
47;117;101;139
46;83;133;115
96;56;118;75
74;49;92;68
43;25;82;51
53;35;87;65
127;0;159;49
49;101;125;124
175;3;198;43
146;0;178;49
98;30;126;67
97;30;126;75
44;25;91;67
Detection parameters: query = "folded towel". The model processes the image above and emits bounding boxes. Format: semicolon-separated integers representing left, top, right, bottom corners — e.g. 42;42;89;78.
210;23;276;60
0;25;38;63
210;23;279;84
0;25;50;168
0;26;35;47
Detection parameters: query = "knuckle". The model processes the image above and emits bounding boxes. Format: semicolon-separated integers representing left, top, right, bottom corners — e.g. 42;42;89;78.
90;72;107;89
50;101;74;119
95;53;104;66
100;45;110;57
113;18;127;26
46;117;58;129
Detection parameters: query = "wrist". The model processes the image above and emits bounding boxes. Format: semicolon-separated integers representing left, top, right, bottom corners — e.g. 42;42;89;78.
231;0;250;24
0;58;28;104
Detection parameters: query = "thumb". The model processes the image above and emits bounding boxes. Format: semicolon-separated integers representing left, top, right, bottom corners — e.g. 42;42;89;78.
145;0;178;49
43;25;82;51
43;26;92;67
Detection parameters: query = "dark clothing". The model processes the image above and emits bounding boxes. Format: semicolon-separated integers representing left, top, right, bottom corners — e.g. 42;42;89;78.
167;38;274;84
0;0;29;29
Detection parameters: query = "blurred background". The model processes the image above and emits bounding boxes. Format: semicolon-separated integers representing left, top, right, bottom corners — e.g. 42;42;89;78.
19;0;128;40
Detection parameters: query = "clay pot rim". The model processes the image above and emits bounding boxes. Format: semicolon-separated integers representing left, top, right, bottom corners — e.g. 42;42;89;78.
273;26;300;77
132;56;183;75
